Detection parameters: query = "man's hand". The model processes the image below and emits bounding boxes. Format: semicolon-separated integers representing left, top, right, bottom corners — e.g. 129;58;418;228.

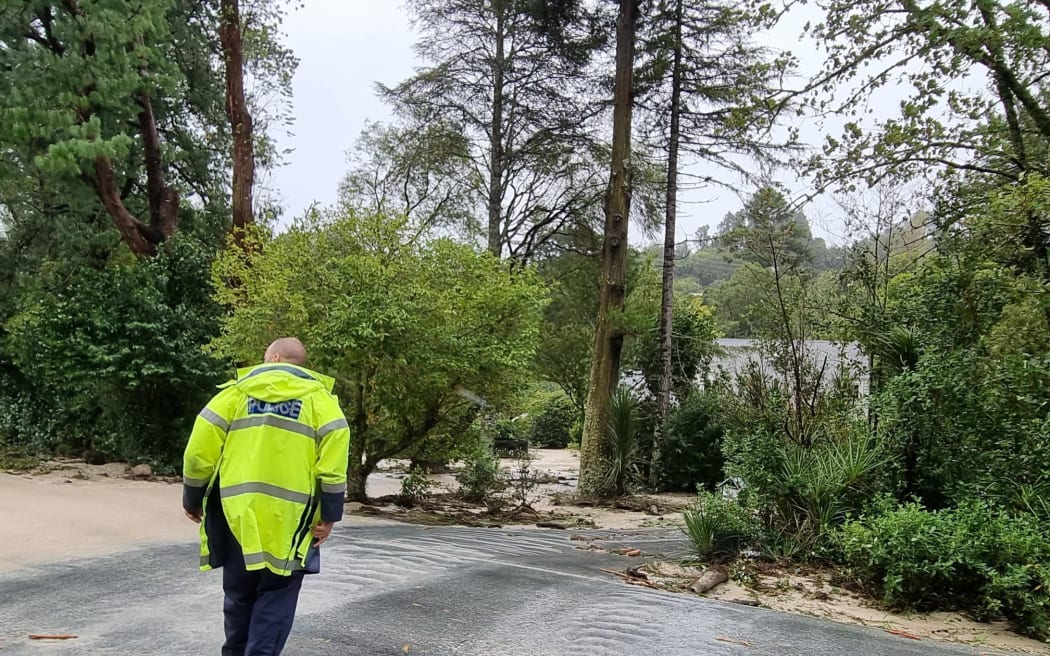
312;521;334;547
185;509;202;524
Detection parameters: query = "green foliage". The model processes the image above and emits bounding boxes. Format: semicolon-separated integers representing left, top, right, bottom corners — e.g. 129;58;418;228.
372;0;608;259
456;446;506;505
0;0;244;250
210;209;548;490
658;391;725;492
806;0;1050;192
480;414;530;456
529;393;579;449
682;492;752;561
632;293;720;400
709;265;840;340
676;242;848;303
871;250;1050;507
0;0;296;470
878;349;1050;508
635;0;795;193
0;0;294;202
719;188;816;268
706;188;841;342
568;417;583;449
746;428;885;555
532;249;599;409
3;237;227;468
706;263;772;338
398;466;435;508
0;366;67;456
718;361;886;554
340;119;476;233
838;501;1050;640
770;431;885;539
1003;477;1050;522
508;451;541;509
0;445;40;471
676;247;741;287
603;387;645;496
534;247;661;409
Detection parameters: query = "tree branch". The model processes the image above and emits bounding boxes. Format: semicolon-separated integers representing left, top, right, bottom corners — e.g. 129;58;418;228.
137;95;179;239
93;156;162;257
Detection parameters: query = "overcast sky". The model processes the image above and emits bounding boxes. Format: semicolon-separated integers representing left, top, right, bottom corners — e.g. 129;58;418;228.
266;1;871;245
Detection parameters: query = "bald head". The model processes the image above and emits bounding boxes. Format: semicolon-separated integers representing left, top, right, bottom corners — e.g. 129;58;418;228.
264;337;307;366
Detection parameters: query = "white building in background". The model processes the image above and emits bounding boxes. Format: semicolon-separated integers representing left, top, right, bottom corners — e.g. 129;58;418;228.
706;338;870;397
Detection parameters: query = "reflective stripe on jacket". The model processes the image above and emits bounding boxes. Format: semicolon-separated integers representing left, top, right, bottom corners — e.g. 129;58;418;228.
182;363;351;576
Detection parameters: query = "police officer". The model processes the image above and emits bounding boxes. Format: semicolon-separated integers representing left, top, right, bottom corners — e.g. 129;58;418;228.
183;337;350;656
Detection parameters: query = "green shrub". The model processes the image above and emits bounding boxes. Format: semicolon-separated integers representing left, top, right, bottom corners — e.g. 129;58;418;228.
604;387;644;496
398;466;435;507
871;257;1050;509
568;417;583;449
682;492;753;561
3;238;227;470
457;447;506;504
508;451;541;508
529;394;578;448
687;412;868;560
838;500;1050;640
0;364;67;455
481;415;529;456
722;390;887;556
772;429;886;537
1004;476;1050;520
877;353;1050;508
658;391;725;492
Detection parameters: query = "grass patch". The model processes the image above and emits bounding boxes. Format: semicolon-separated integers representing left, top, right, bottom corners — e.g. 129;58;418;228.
0;447;42;471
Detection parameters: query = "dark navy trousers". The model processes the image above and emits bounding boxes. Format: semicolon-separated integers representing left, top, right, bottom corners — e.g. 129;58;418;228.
221;542;305;656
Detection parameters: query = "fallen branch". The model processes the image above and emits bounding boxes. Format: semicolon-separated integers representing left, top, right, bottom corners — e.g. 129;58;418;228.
714;636;751;647
690;565;729;594
600;568;656;588
536;521;568;529
29;635;78;640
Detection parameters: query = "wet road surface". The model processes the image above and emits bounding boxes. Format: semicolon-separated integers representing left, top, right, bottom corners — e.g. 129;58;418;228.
0;523;979;655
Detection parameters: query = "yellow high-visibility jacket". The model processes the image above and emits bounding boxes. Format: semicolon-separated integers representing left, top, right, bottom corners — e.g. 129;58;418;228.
182;363;350;576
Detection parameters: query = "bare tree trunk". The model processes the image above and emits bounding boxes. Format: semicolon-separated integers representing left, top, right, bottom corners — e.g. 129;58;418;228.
346;453;376;503
486;3;506;257
650;0;684;491
578;0;638;498
346;374;370;501
220;0;255;242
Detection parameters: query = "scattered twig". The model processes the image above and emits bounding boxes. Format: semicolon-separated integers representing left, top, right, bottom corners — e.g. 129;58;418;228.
714;636;752;647
885;629;921;641
536;521;568;529
600;568;656;588
29;635;78;640
626;565;648;579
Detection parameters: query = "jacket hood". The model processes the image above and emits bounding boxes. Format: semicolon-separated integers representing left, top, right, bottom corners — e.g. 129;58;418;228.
223;363;335;402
